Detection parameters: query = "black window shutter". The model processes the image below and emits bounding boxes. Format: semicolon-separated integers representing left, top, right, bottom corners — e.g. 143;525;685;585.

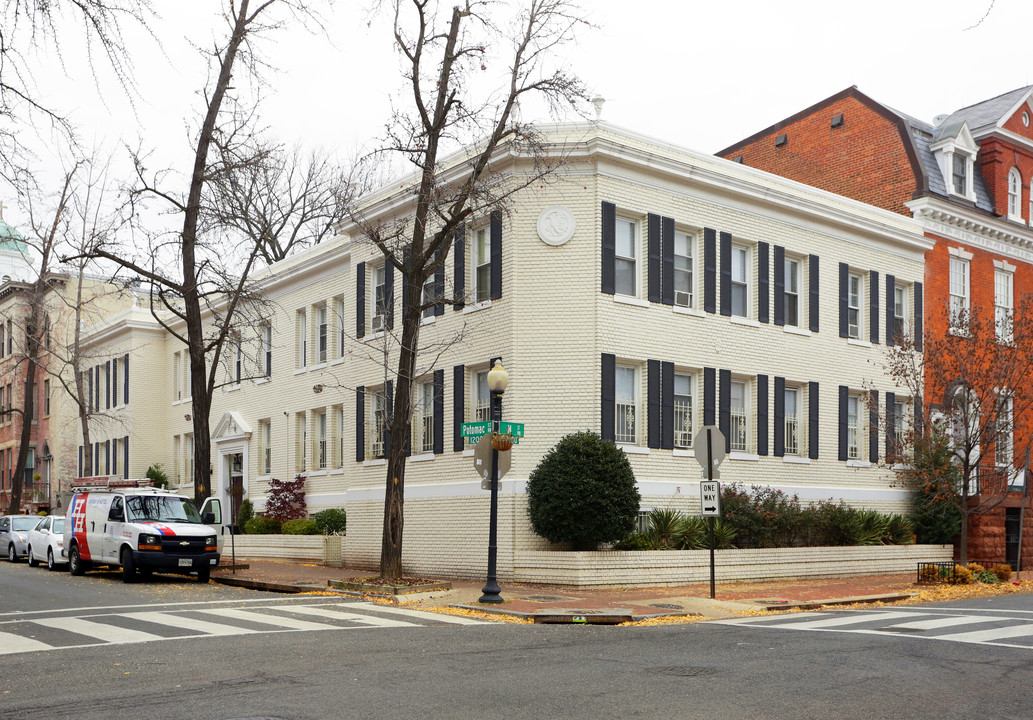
95;365;101;409
94;444;99;476
601;354;616;442
703;228;717;313
356;262;366;338
490;210;503;300
434;248;446;316
869;270;879;344
704;367;716;426
433;369;444;455
757;374;768;456
384;379;393;455
647;214;661;303
758;242;770;324
105;360;111;409
719;232;732;317
718;369;731;452
809;382;819;459
809;255;820;333
773;376;785;457
647;359;660;448
838;262;849;338
885;274;896;346
869;390;879;463
838;385;849;461
772;244;784;326
123;354;129;404
601;202;616;295
914;281;924;351
660;361;674;449
453;365;465;451
661;217;675;306
105;440;111;475
385;261;395;330
885;391;896;459
355;387;365;462
454;225;466;309
123;436;129;477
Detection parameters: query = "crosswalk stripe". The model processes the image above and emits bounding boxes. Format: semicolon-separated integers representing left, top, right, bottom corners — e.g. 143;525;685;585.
195;608;336;631
123;611;260;636
750;611;918;629
883;616;1002;631
0;631;53;654
266;604;416;627
937;624;1033;644
31;617;163;644
333;601;487;625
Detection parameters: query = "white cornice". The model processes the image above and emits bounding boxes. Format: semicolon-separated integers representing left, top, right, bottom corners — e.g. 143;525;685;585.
907;196;1033;263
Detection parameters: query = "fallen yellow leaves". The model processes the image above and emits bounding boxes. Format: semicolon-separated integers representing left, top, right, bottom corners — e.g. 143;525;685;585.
619;614;705;627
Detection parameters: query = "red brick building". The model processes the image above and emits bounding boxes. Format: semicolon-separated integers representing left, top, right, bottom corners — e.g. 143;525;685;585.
720;85;1033;567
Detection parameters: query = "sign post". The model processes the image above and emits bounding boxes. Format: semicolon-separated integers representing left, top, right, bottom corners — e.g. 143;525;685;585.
694;425;726;599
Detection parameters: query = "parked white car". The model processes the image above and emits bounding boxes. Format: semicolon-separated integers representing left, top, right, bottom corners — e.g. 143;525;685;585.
27;515;66;570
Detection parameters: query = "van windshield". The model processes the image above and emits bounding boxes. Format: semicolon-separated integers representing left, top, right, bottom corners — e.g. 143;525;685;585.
125;495;203;524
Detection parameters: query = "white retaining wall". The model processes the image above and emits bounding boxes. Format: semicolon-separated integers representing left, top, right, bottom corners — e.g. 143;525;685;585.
229;535;343;563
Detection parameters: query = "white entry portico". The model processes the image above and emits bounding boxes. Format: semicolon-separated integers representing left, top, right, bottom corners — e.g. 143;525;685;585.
212;411;251;524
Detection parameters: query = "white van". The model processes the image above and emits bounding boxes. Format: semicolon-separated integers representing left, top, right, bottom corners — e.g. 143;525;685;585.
63;480;223;583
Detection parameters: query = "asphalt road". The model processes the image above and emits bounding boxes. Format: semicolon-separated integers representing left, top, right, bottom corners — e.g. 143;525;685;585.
3;560;1033;720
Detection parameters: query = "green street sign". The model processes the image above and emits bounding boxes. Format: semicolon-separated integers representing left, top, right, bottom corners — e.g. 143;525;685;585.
460;421;492;439
499;422;524;438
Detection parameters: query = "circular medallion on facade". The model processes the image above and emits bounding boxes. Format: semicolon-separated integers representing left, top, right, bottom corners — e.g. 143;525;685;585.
537;205;576;246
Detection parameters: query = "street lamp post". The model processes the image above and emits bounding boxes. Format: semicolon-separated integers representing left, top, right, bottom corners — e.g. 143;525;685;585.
479;360;508;604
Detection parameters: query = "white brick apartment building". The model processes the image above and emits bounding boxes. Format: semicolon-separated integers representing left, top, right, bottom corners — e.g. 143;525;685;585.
76;122;931;579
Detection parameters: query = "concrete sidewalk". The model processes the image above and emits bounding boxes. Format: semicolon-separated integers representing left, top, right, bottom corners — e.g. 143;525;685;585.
211;560;927;622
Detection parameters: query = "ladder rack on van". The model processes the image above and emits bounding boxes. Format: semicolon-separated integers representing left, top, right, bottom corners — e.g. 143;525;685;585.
69;476;157;493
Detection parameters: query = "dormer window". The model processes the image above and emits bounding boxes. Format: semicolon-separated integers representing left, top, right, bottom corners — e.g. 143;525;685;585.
952;154;968;196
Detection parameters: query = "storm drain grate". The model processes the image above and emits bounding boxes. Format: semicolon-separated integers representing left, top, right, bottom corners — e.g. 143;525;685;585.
649;666;717;677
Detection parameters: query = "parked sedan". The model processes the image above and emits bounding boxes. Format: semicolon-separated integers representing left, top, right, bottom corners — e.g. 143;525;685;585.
0;515;41;562
26;515;66;570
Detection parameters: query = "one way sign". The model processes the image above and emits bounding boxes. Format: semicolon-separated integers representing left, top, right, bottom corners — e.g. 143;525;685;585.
700;481;721;517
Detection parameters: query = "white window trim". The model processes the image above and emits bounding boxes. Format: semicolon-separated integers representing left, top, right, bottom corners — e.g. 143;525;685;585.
730;243;751;319
1008;167;1023;221
847;272;863;340
614;216;639;298
784;256;801;328
613;295;650;309
471;225;492;304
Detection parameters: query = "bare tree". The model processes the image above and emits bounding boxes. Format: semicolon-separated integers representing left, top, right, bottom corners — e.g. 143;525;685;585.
883;298;1033;563
84;0;326;504
348;0;589;580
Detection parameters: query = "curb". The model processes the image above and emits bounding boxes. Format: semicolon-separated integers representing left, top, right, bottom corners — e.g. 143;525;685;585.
759;592;916;611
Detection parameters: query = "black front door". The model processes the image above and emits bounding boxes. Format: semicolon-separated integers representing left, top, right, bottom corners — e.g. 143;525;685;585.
1005;507;1021;569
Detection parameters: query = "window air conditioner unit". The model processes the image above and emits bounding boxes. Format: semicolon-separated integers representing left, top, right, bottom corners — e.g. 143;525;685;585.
674;291;691;308
371;315;384;332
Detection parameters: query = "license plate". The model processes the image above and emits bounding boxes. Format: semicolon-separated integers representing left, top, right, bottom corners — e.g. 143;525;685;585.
178;558;192;567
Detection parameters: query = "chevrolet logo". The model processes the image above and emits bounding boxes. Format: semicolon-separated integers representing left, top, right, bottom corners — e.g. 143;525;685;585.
179;541;190;546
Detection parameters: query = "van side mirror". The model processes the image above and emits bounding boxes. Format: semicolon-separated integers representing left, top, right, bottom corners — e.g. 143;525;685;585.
203;512;215;524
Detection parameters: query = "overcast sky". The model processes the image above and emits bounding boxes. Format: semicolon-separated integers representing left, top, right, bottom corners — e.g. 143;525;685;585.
6;0;1032;227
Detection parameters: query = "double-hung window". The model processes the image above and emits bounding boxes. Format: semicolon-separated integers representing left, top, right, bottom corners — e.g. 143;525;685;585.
847;273;862;339
336;298;346;358
731;245;749;318
615;366;638;444
952;154;968;196
233;337;242;384
316;411;327;469
673;231;693;307
614;218;637;297
730;380;749;452
784;387;800;456
784;257;800;327
316;305;327;363
372;265;387;330
996;394;1013;467
846;394;861;460
673;373;693;448
260;420;271;475
995;269;1014;342
893;285;907;344
892;399;907;459
418;382;434;453
473;227;491;303
296;413;307;471
422;275;436;319
949;257;970;330
262;324;272;378
370;391;388;459
473;371;490;423
1009;168;1023;220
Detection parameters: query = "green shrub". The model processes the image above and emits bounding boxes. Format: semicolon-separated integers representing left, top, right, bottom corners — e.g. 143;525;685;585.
613;533;656;551
244;517;282;534
282;519;320;535
903;432;963;544
526;431;641;550
721;484;803;548
645;508;690;549
236;499;254;532
313;508;347;535
145;463;170;489
976;570;1000;584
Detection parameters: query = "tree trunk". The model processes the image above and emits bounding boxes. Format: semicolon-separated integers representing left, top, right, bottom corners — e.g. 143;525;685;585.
7;304;40;514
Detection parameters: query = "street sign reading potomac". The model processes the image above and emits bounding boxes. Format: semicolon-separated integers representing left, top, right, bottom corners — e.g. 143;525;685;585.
461;421;492;440
700;481;721;517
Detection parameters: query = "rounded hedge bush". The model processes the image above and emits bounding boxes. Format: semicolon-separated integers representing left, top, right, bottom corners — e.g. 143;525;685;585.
236;499;254;533
282;519;320;535
526;431;641;550
244;517;282;535
313;508;347;535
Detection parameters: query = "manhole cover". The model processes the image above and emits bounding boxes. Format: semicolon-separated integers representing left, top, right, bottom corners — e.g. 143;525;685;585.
525;595;566;602
876;627;923;633
649;666;716;677
649;603;685;610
